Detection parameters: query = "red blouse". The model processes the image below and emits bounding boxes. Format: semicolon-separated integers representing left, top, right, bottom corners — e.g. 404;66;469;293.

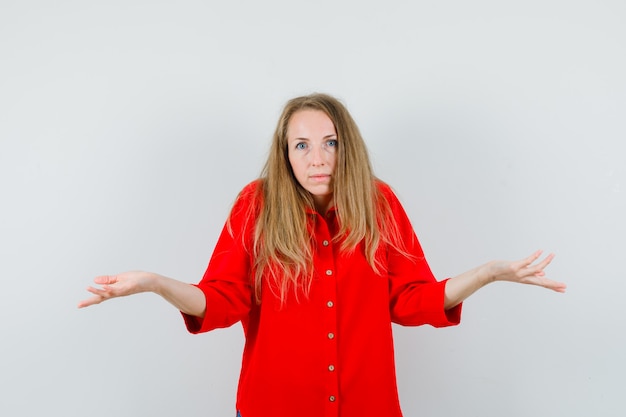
182;180;462;417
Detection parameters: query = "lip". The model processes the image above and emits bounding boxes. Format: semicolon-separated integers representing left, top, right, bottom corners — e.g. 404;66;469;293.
309;174;331;182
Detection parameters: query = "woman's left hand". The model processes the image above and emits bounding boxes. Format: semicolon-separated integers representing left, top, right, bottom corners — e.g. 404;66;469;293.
488;250;566;293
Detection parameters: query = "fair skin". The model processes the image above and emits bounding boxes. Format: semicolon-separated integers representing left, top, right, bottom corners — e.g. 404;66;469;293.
78;109;566;311
444;250;565;310
287;109;337;213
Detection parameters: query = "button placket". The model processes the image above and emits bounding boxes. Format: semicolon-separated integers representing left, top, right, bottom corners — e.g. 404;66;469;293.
315;213;339;414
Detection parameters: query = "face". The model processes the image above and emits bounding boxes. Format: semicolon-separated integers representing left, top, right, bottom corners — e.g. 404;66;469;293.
287;109;338;213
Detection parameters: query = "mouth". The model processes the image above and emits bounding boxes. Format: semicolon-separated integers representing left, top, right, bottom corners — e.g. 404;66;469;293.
309;174;331;182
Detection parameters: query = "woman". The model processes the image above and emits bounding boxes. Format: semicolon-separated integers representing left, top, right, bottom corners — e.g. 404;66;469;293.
79;93;566;417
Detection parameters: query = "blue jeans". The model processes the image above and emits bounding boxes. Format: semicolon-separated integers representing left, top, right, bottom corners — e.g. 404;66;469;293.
236;411;242;417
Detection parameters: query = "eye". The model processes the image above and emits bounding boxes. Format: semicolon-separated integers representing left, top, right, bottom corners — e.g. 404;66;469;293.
326;139;338;147
295;142;307;150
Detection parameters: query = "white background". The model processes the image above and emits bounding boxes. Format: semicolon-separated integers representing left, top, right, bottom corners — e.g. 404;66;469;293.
1;1;624;416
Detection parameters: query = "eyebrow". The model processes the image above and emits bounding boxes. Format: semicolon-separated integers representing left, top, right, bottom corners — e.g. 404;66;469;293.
291;134;337;141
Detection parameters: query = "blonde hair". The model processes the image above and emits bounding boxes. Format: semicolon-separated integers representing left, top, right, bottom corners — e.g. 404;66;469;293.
248;93;406;303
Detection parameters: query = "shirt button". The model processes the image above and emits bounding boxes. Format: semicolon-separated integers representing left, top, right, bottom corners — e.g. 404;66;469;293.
322;240;329;246
328;332;335;339
328;364;335;371
329;396;336;402
325;269;332;276
327;301;334;308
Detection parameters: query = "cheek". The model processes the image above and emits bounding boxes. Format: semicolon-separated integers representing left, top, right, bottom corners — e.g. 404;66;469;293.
287;152;297;171
329;152;337;169
288;155;303;178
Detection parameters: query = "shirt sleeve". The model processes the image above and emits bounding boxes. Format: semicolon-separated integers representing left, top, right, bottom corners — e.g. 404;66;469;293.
181;182;257;334
382;184;462;328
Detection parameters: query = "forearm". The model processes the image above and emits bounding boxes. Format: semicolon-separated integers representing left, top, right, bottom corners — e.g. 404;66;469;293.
444;262;494;310
151;274;207;318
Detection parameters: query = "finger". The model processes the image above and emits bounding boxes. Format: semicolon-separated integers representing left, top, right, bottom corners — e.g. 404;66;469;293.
522;250;543;267
540;278;567;293
535;252;555;268
526;253;555;276
553;282;567;293
522;251;554;274
77;295;104;308
78;284;121;308
85;286;110;297
85;286;120;301
512;250;542;271
526;276;567;292
94;275;118;285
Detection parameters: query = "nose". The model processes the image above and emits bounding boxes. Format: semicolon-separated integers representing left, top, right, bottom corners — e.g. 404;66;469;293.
310;144;326;166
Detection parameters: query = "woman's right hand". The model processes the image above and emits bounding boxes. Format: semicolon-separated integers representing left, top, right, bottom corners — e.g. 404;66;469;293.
78;271;157;308
78;271;206;317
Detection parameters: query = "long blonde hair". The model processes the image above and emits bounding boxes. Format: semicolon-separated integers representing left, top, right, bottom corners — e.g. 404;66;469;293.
249;93;406;303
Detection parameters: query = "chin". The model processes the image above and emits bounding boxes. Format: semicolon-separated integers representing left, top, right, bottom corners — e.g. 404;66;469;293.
309;187;331;196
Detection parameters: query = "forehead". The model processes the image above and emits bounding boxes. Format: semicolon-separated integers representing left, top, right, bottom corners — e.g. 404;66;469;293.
287;109;336;139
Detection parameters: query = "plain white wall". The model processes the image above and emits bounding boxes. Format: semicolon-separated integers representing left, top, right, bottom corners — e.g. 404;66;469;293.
1;1;624;416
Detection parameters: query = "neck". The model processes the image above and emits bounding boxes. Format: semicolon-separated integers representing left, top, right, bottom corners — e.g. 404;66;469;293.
313;195;333;214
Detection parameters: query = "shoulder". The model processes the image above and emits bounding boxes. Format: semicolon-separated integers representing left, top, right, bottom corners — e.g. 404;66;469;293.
229;179;264;220
236;179;263;202
374;179;401;206
374;179;413;227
